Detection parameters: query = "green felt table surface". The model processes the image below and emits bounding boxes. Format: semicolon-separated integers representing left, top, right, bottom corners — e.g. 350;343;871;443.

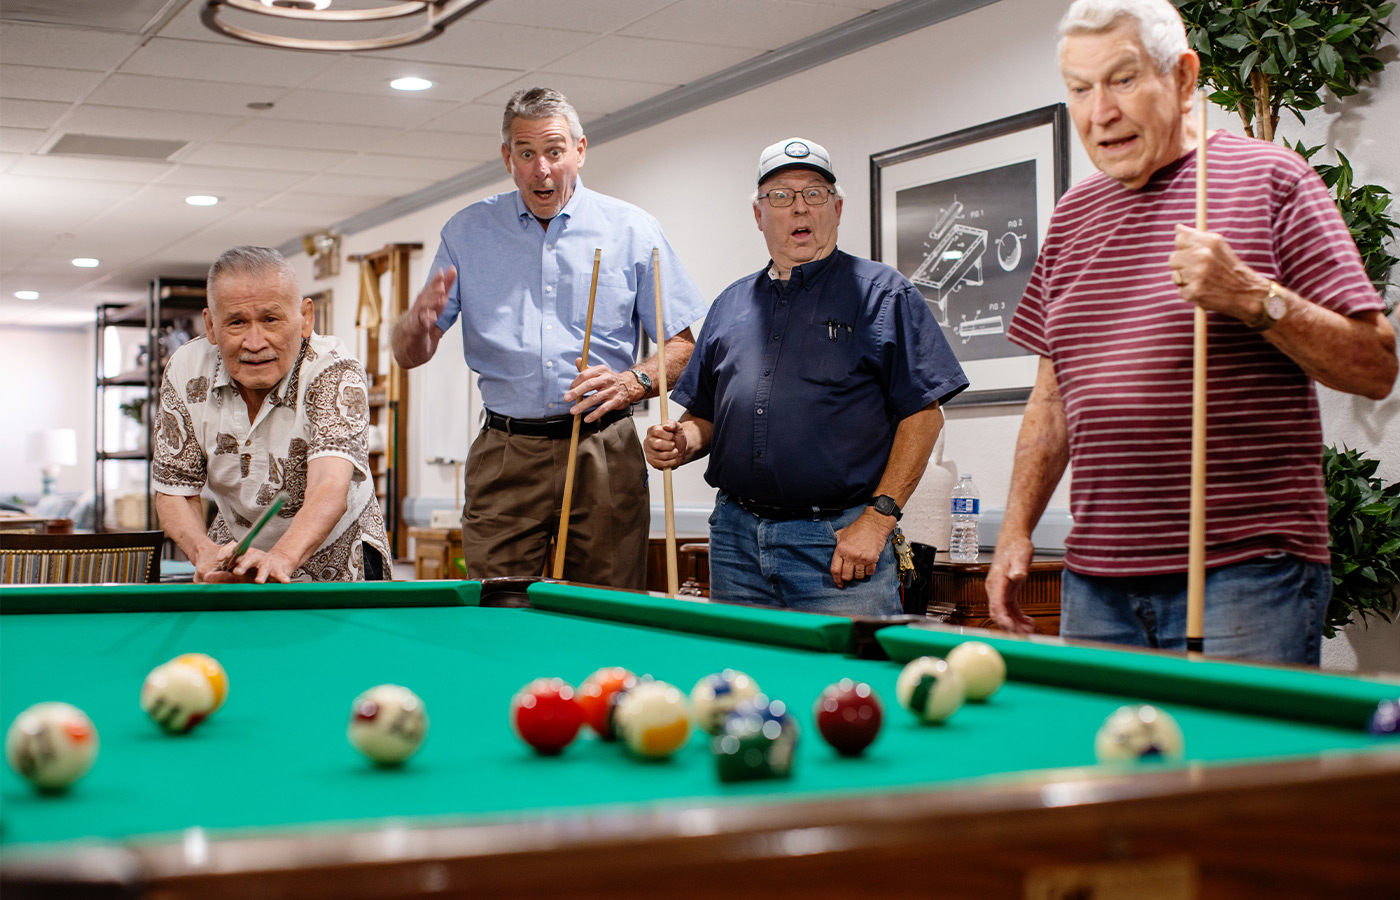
1;581;1396;853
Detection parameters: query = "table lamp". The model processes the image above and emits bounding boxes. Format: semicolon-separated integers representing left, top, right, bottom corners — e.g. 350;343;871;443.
27;428;78;495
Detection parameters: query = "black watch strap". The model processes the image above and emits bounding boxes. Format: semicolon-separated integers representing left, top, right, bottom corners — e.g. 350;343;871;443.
870;494;902;520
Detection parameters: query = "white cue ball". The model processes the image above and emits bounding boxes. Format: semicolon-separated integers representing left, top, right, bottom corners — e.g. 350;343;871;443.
614;680;692;758
141;662;217;734
896;656;965;723
689;669;760;735
5;702;100;791
348;684;429;765
1094;704;1186;763
945;641;1006;702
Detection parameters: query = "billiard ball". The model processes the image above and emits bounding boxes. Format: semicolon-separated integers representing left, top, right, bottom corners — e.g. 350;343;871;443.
895;656;964;723
613;680;692;758
577;667;637;740
171;653;229;713
5;702;99;791
690;669;760;735
348;684;429;765
945;641;1005;702
1094;704;1185;763
712;695;798;782
1368;699;1400;736
140;662;216;734
510;678;584;755
813;679;883;756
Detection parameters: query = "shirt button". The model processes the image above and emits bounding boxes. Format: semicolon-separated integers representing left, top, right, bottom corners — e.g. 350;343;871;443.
780;300;787;306
548;402;555;409
763;370;770;376
771;335;778;341
546;324;553;330
546;361;554;368
756;408;764;415
545;285;553;293
545;243;553;250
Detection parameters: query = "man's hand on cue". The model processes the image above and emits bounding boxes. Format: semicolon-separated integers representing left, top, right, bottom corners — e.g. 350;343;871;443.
644;420;686;470
230;547;298;585
986;536;1037;634
831;510;894;589
1168;225;1269;323
564;362;637;421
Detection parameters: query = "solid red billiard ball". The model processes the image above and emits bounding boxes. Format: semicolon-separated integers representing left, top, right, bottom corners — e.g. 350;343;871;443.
576;667;638;740
510;678;584;755
814;679;883;756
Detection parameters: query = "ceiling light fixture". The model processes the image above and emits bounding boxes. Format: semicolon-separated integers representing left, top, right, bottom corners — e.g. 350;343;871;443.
202;0;497;52
72;258;100;268
186;195;220;206
390;77;433;91
15;291;39;300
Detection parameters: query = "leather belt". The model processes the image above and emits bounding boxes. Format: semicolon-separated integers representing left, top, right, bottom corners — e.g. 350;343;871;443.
734;495;847;521
484;407;630;439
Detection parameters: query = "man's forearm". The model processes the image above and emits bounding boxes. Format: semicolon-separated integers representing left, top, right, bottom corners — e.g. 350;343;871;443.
1001;358;1069;543
268;467;353;572
1264;302;1396;400
630;329;695;399
870;403;944;508
155;493;217;562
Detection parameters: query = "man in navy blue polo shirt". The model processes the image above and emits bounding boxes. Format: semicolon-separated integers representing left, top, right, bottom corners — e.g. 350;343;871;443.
645;138;968;615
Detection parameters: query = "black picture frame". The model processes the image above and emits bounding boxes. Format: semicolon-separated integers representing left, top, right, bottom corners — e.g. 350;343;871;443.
871;104;1070;406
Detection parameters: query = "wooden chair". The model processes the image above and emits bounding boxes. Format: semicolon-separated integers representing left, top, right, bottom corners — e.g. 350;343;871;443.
0;531;164;584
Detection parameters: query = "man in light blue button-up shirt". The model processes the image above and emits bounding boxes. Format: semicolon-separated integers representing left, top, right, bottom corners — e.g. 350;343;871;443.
393;88;707;589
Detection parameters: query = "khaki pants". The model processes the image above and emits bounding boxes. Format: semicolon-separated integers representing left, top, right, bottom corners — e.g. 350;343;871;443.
460;417;649;589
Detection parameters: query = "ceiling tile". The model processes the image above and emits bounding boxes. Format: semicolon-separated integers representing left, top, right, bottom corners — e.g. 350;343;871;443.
0;151;21;172
0;128;47;154
473;0;677;33
421;102;505;136
326;154;467;180
475;72;673;118
366;21;597;69
219;118;402;154
0;23;141;71
0;65;106;102
156;165;311;192
263;89;456;129
0;98;73;130
58;105;242;143
1;173;146;201
85;74;288;116
295;172;438;198
302;57;523;104
367;129;492;161
122;38;342;88
543;35;757;85
258;191;392;216
9;154;174;182
622;0;861;50
179;142;354;173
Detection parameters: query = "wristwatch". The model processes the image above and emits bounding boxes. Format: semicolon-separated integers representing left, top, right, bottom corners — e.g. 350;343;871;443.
628;368;653;399
870;494;903;521
1249;281;1288;332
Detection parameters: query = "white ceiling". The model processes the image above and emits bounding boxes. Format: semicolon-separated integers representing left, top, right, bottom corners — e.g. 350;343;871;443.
0;0;901;327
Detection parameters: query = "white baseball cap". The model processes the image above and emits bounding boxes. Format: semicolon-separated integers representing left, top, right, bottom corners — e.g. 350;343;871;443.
757;137;835;185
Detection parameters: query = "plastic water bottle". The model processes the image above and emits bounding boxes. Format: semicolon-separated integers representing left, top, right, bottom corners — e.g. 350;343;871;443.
949;473;981;563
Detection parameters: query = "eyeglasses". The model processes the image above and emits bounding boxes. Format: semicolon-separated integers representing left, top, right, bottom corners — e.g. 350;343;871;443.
758;186;835;208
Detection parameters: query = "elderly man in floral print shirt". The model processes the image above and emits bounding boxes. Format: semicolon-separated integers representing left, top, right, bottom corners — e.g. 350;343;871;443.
154;245;391;583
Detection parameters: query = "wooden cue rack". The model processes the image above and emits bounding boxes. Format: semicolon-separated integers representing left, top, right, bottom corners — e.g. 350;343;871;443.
350;242;422;560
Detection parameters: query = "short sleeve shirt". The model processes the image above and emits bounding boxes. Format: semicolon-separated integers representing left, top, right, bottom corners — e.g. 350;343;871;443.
672;249;968;508
153;333;391;582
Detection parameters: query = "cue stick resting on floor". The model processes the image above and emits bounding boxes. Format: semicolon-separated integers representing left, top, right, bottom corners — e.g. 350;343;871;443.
553;249;602;579
1187;91;1208;655
652;247;679;596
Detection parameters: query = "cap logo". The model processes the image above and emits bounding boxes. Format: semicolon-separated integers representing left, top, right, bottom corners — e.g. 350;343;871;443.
784;141;810;159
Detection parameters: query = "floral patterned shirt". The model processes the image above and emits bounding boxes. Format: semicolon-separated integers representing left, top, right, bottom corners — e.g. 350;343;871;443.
153;332;391;581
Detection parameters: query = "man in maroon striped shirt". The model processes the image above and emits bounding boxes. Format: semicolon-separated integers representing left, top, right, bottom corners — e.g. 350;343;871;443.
986;0;1396;664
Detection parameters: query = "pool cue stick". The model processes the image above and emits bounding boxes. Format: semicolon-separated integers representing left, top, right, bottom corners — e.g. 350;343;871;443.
1187;91;1209;655
652;248;679;596
552;249;602;579
218;491;289;571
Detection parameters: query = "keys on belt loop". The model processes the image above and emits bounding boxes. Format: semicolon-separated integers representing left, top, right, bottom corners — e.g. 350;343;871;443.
892;528;915;581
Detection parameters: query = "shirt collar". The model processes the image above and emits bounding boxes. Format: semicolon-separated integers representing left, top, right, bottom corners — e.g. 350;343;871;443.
766;247;840;289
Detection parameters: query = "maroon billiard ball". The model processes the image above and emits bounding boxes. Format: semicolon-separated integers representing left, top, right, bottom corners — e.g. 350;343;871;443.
814;679;883;756
510;678;584;755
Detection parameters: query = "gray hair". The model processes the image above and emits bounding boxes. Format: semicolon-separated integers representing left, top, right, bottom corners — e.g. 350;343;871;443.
207;245;296;306
501;87;584;145
1058;0;1189;73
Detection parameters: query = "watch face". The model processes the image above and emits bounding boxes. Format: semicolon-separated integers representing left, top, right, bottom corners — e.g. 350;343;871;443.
1266;293;1287;321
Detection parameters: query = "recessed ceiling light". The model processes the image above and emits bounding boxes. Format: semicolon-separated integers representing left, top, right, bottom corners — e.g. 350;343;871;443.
186;195;220;206
15;290;39;300
390;77;433;92
72;258;100;268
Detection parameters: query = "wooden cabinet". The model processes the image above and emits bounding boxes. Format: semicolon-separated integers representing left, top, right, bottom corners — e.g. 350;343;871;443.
95;278;207;532
410;527;462;580
918;551;1063;635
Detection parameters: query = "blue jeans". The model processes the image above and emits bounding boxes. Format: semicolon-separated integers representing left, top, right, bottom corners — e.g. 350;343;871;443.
1060;555;1332;665
707;491;902;617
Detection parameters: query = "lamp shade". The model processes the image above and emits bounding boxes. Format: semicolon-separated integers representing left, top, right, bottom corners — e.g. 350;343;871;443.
27;429;78;468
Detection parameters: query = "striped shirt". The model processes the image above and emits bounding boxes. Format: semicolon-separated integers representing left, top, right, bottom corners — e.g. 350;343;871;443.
1008;132;1381;576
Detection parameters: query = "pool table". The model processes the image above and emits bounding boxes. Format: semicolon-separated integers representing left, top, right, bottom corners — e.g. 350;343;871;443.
2;578;1398;899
